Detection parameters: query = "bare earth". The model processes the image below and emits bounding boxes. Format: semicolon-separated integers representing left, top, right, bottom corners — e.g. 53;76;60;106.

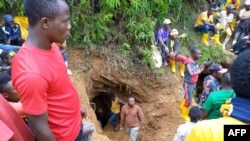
68;48;185;141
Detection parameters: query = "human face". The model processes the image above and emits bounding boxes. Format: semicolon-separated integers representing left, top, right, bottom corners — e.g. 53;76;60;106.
48;0;71;44
192;50;202;60
128;97;135;107
246;5;250;11
6;21;14;27
208;9;215;16
164;24;170;30
3;81;20;102
215;72;224;79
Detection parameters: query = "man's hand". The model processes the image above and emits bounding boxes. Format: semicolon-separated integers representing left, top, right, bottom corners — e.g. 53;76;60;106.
202;61;211;67
184;99;190;107
81;106;87;119
164;46;169;53
245;40;250;46
169;52;175;58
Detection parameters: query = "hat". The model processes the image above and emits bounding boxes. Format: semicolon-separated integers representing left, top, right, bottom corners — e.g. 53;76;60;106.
208;64;228;73
163;19;171;25
3;14;13;22
227;4;235;10
170;29;179;35
245;0;250;5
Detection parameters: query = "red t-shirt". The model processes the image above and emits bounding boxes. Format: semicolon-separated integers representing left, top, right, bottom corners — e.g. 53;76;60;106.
12;43;81;141
0;95;34;141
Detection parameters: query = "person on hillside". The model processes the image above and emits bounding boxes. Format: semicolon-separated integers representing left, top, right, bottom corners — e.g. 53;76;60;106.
186;47;250;141
56;40;72;75
12;0;86;140
231;0;250;46
222;0;241;31
120;96;144;141
0;94;34;141
180;47;210;121
206;0;222;9
107;92;126;131
194;7;222;46
199;64;228;107
155;19;171;66
202;72;235;120
174;106;202;141
231;35;250;54
166;29;187;77
1;14;24;46
216;4;235;49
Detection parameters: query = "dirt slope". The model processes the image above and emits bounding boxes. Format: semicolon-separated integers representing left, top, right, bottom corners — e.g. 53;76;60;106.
69;48;185;141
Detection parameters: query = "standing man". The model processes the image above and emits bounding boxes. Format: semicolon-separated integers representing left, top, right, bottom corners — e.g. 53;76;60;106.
194;7;222;46
12;0;85;141
120;96;144;141
180;47;209;121
1;14;24;46
155;19;171;66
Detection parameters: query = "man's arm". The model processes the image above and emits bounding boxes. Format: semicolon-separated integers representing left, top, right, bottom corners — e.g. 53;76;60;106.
118;98;126;105
186;63;204;76
27;112;56;141
120;106;125;128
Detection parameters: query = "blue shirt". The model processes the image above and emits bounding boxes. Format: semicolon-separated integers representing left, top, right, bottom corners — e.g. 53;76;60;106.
155;27;170;44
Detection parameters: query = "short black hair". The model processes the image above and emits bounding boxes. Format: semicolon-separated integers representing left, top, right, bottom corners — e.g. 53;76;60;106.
230;48;250;99
0;72;11;93
189;106;201;122
24;0;61;27
0;51;10;60
191;47;200;54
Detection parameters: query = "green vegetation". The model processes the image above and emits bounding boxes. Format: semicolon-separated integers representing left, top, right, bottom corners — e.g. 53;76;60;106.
0;0;228;71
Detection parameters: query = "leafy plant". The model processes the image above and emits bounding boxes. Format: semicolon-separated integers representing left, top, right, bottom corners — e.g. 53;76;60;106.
198;44;223;64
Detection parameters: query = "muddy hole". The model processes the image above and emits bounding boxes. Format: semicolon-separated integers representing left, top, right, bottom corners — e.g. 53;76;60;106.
91;92;112;129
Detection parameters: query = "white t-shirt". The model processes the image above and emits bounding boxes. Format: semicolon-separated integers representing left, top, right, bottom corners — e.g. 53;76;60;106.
173;122;197;141
218;11;233;26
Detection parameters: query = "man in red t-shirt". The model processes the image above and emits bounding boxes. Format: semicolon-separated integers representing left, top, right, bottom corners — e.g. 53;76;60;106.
0;95;34;141
12;0;84;141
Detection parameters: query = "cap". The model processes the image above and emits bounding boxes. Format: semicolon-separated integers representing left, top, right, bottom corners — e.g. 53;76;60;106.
227;4;235;10
170;28;179;35
208;64;228;73
245;0;250;5
4;14;13;22
163;19;171;25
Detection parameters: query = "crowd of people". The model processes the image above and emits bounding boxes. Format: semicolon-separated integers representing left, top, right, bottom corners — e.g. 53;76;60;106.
0;0;250;141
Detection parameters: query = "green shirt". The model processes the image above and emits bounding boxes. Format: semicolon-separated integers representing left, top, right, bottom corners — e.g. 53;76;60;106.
203;89;235;119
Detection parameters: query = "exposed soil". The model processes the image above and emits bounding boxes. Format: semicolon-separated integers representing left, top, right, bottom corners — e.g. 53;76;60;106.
68;48;187;141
